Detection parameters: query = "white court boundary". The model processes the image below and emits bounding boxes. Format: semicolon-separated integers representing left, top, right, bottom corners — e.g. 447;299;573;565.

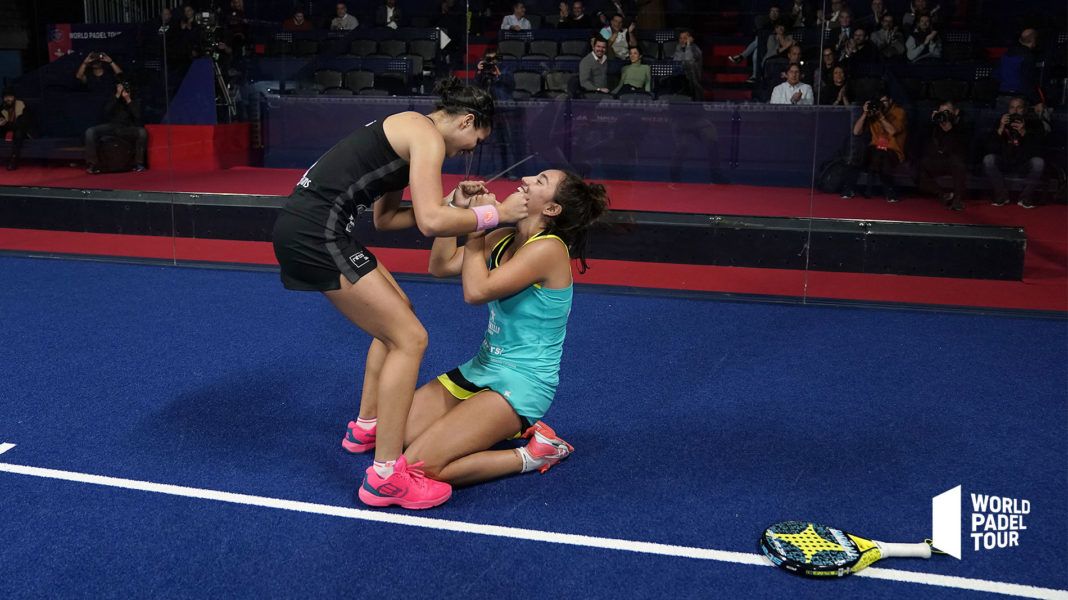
0;450;1065;599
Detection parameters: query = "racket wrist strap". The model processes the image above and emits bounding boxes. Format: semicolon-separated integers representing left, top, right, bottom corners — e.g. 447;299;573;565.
471;204;499;231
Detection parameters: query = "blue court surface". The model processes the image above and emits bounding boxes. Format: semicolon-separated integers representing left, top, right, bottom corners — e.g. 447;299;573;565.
1;255;1065;599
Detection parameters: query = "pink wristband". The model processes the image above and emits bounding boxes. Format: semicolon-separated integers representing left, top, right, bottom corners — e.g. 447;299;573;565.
470;204;500;231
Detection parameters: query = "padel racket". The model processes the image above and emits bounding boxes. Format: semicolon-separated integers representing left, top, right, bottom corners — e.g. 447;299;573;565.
760;521;941;578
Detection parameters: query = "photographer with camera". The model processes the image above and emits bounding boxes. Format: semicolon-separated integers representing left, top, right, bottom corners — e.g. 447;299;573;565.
84;80;148;175
75;52;124;94
917;100;969;211
841;93;907;202
983;96;1046;208
475;48;523;180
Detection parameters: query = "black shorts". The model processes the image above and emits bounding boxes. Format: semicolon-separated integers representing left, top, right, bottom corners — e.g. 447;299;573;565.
272;208;378;292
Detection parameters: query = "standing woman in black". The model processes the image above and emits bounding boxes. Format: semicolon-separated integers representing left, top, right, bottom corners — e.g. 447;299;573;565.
273;78;528;509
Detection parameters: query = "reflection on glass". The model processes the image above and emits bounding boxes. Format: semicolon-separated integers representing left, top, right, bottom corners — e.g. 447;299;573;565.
0;2;1061;310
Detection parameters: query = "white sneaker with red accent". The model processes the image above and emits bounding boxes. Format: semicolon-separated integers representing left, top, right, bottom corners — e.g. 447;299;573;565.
521;421;574;474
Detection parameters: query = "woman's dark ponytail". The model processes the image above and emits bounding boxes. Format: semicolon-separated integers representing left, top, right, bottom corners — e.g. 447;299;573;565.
545;172;609;273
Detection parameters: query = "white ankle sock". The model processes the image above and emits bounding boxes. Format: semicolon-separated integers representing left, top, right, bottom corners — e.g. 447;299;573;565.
373;459;396;478
356;417;377;431
516;446;545;474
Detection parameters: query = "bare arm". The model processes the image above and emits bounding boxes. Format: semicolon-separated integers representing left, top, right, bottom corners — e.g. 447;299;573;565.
75;59;89;83
461;235;566;304
372;190;416;231
853;111;868;136
405;120;479;237
429;226;509;278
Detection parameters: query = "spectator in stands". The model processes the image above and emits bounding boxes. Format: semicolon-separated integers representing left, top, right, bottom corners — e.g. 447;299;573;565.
597;0;634;24
812;46;838;88
841;93;907;202
764;23;796;66
787;0;816;28
178;4;199;36
174;5;199;54
559;1;596;29
501;2;531;31
728;4;784;78
833;10;853;53
857;0;887;30
84;80;148;175
579;37;610;94
783;43;808;81
600;14;637;60
819;65;850;105
331;2;359;30
998;29;1039;104
612;45;651;95
983;97;1046;209
839;27;878;69
754;4;785;31
283;8;314;31
376;0;403;29
158;6;174;31
770;63;813;104
870;14;905;61
902;0;942;33
818;0;844;31
673;29;703;99
0;89;31;171
436;0;464;66
76;52;124;95
917;100;969;211
223;0;248;54
905;14;941;62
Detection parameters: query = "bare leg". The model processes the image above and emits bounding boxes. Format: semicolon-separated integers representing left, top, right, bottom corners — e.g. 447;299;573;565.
404;379;461;447
435;448;524;488
357;339;386;419
353;264;413;420
405;391;524;487
323;268;427;462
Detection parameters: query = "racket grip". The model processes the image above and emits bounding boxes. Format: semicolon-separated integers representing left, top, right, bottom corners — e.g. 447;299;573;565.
876;541;933;559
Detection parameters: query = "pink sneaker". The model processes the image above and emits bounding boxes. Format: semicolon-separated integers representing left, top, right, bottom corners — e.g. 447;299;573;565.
358;455;452;509
522;421;574;474
342;420;376;453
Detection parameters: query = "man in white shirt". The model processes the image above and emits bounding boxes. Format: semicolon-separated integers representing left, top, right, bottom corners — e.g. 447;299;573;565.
770;63;813;105
599;14;635;60
500;2;531;31
331;2;359;30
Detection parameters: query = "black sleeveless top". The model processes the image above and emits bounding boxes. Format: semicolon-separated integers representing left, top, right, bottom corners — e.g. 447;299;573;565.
282;118;411;240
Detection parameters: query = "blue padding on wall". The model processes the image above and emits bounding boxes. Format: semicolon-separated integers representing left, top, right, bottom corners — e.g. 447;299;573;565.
163;58;216;125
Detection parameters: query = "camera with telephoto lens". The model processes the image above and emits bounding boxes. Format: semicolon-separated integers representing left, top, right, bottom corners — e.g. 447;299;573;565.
865;101;883;117
1005;114;1025;139
932;110;954;124
194;10;222;57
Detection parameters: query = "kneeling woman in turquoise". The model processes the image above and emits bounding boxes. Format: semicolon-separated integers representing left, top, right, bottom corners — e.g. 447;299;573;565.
345;169;609;488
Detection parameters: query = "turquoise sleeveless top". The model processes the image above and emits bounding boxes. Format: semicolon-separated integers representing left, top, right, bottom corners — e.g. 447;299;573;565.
455;230;573;420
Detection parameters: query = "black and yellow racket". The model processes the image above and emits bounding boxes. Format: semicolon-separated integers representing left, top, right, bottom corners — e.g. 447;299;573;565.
760;521;942;578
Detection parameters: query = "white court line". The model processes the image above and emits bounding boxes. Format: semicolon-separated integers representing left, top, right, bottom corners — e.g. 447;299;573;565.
0;458;1065;599
0;443;15;455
